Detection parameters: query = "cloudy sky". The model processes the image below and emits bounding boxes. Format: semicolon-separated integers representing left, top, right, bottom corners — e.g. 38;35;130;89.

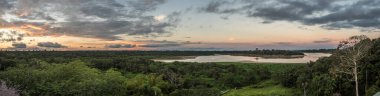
0;0;380;50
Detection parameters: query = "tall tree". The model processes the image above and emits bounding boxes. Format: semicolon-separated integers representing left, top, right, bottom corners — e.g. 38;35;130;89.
333;35;372;96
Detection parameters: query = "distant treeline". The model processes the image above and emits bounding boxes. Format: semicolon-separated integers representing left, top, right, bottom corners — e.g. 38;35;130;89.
296;49;335;53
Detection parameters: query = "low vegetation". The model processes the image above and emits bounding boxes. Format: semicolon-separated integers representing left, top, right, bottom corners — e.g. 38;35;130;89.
224;80;295;96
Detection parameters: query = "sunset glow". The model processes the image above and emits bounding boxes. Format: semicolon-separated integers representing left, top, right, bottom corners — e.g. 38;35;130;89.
1;0;380;50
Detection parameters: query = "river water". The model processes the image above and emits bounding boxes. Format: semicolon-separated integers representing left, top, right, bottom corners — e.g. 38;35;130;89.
155;53;332;63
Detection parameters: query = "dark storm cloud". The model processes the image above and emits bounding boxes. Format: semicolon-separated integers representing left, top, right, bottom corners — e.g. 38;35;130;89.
50;18;176;40
200;0;380;31
0;0;179;40
12;42;27;48
80;5;122;18
199;0;244;15
0;30;24;42
37;42;67;48
105;44;136;48
0;0;12;14
201;1;228;13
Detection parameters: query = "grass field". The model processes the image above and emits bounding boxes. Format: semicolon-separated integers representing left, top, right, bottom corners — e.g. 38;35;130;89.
217;63;303;96
223;80;297;96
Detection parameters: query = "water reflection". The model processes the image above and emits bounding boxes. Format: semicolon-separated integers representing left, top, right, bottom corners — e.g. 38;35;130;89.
155;53;331;63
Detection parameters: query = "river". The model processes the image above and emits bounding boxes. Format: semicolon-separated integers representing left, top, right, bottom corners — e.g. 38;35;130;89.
154;53;332;63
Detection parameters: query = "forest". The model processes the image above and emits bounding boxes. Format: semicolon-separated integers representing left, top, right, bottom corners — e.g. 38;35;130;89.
0;36;379;96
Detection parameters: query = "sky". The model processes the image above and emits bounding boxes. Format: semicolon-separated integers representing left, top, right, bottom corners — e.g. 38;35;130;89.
0;0;380;50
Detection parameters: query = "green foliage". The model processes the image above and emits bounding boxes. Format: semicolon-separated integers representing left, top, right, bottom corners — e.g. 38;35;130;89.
0;59;281;96
287;37;380;96
308;74;336;96
0;57;16;70
362;38;380;96
366;85;380;96
275;67;303;88
125;74;170;96
0;60;129;96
